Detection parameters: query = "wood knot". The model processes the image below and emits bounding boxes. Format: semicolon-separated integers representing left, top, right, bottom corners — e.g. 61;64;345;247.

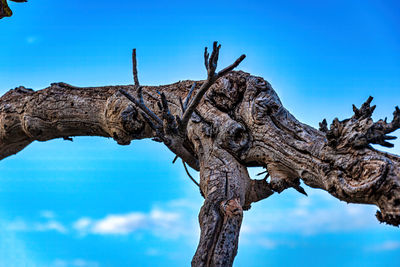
105;91;146;145
220;198;243;218
207;74;247;112
218;121;250;156
252;90;282;123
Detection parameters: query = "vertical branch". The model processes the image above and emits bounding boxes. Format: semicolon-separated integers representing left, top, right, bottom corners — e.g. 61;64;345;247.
132;48;140;87
192;151;248;267
179;42;246;133
120;42;245;172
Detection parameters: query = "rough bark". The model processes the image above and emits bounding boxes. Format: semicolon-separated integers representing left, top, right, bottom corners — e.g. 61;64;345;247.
1;69;399;266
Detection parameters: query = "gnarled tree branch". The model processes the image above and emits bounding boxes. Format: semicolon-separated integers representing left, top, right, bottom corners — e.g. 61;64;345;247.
1;44;399;266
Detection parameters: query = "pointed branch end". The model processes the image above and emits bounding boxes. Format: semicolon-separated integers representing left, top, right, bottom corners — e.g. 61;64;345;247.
319;118;328;133
353;96;376;119
132;48;140;87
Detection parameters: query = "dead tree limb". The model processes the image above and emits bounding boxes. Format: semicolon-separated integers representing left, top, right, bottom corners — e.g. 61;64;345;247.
0;43;399;266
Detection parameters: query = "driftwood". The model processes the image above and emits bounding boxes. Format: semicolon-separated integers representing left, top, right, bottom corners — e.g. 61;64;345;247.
0;43;399;266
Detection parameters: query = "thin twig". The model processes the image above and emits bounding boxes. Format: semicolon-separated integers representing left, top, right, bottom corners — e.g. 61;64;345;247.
183;82;196;111
217;54;246;78
120;43;245;173
119;89;163;126
139;111;159;132
182;160;200;187
179;79;211;132
204;47;209;70
179;97;184;113
179;42;246;133
256;170;268;176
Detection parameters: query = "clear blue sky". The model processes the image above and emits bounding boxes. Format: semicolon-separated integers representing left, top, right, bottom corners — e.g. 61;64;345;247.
0;1;399;266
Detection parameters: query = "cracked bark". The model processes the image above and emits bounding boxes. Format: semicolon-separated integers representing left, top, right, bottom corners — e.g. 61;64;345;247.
1;70;399;266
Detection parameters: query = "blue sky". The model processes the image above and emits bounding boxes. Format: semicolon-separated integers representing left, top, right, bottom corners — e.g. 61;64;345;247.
0;0;399;266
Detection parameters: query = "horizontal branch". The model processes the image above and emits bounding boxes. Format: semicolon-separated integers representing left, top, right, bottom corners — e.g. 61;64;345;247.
1;68;400;267
1;71;399;229
0;81;197;161
235;74;400;226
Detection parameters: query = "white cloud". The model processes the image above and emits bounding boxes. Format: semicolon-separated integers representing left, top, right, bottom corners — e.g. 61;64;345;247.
257;238;277;249
91;213;147;234
167;198;201;209
0;220;40;266
4;202;197;240
239;190;389;250
26;36;38;44
73;218;92;232
52;259;99;267
2;193;384;244
6;218;67;234
242;190;380;237
367;241;400;252
145;248;161;256
150;209;180;228
7;219;29;231
73;208;184;237
35;221;67;234
282;203;377;235
40;210;55;219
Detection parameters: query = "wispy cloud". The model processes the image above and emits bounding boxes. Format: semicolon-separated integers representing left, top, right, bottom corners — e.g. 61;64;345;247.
7;218;67;234
366;241;400;252
145;248;161;256
73;208;183;237
3;193;383;242
256;238;277;249
26;36;38;44
40;210;56;219
52;258;99;267
242;190;380;238
0;220;40;267
80;213;147;235
72;218;92;234
4;203;198;240
36;221;67;233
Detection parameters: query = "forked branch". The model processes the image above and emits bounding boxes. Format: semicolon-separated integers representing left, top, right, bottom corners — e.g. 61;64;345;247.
320;96;400;149
119;42;246;171
179;42;246;132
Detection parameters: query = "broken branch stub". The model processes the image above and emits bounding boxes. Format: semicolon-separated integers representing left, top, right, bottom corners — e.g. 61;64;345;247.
321;96;400;149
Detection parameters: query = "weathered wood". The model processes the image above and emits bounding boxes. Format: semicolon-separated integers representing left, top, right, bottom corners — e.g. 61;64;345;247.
1;70;399;266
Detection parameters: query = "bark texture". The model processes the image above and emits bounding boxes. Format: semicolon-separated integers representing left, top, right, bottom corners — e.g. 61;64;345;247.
1;70;399;266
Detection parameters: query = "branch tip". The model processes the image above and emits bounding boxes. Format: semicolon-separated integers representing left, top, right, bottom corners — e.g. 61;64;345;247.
319;118;328;133
325;97;400;149
120;43;244;170
179;42;245;133
132;48;140;87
